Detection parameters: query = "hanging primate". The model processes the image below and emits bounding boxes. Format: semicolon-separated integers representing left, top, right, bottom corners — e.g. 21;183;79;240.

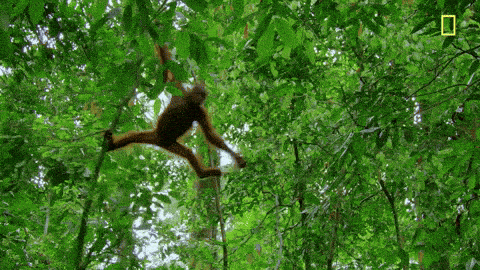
104;45;246;178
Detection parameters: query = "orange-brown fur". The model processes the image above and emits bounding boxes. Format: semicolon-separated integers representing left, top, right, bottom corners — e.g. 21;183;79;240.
105;45;246;178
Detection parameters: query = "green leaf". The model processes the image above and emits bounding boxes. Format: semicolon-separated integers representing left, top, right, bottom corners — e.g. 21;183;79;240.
90;15;108;35
182;0;207;13
147;25;159;41
176;31;190;59
467;175;477;190
189;34;208;65
0;29;12;61
13;0;29;17
232;0;244;18
275;18;296;48
304;41;315;64
154;194;171;204
257;24;274;60
468;59;480;75
411;18;435;34
28;0;44;25
122;4;133;32
442;36;454;49
92;0;108;20
362;16;380;35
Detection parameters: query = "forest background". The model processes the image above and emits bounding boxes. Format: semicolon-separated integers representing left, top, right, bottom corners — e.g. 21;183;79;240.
1;0;480;269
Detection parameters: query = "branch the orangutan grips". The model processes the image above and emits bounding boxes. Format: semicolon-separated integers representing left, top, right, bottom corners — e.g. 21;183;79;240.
104;44;246;178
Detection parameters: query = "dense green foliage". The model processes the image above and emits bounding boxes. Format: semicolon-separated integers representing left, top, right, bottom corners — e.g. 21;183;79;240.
1;0;480;268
